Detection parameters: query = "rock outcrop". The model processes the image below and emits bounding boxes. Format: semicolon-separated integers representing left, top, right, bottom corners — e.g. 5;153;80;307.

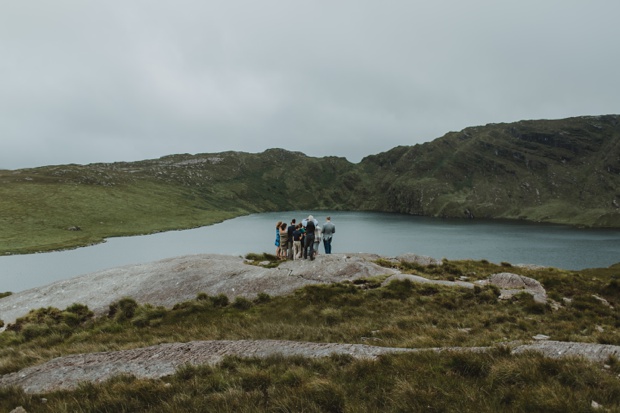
2;339;619;394
1;252;613;398
0;254;552;330
0;254;399;328
476;272;547;303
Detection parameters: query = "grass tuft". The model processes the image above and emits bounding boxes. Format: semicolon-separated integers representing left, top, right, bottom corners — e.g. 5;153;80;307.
2;258;620;411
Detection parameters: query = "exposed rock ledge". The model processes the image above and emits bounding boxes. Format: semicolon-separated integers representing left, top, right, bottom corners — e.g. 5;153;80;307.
0;253;611;396
0;253;545;328
2;339;619;394
0;253;400;327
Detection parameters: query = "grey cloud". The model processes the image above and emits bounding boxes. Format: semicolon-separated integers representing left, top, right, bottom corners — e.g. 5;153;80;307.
1;0;619;169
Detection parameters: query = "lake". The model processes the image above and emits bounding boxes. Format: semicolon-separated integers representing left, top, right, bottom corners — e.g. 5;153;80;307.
2;211;620;293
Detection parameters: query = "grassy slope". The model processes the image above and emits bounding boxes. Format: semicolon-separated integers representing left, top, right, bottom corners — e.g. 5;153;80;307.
0;151;354;254
1;115;619;256
0;178;239;254
356;115;620;226
1;258;620;411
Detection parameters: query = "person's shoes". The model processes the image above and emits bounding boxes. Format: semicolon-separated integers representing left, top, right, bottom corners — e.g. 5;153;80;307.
310;256;315;261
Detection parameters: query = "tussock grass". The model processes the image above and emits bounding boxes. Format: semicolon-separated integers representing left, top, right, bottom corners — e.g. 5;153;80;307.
3;351;620;412
1;259;620;411
244;253;281;268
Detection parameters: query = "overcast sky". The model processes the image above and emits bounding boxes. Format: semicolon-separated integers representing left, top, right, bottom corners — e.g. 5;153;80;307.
1;1;619;170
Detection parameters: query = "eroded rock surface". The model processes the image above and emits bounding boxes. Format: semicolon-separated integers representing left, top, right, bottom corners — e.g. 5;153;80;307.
0;254;398;327
0;255;552;329
512;340;620;362
0;340;415;394
2;339;619;394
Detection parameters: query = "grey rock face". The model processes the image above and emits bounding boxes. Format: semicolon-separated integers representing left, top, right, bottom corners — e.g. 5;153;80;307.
0;340;414;394
3;339;619;394
0;254;398;328
512;340;620;362
478;272;547;304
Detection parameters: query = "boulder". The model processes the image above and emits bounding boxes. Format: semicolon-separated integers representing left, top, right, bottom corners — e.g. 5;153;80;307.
477;272;547;304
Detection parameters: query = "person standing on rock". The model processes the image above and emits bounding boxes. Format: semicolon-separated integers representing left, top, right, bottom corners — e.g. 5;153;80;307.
293;223;303;259
278;222;289;260
275;221;282;257
322;216;336;254
303;215;317;260
287;219;296;259
313;224;322;257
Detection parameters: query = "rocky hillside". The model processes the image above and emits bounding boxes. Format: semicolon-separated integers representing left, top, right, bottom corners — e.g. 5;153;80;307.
1;115;618;254
355;115;620;226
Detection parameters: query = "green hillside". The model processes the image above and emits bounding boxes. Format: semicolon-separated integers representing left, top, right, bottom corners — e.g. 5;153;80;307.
354;115;620;226
1;115;618;254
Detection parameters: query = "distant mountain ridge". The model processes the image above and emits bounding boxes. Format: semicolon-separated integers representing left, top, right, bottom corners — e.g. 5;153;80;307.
1;115;618;254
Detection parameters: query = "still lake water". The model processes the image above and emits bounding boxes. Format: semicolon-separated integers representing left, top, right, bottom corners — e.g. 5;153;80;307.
2;211;620;292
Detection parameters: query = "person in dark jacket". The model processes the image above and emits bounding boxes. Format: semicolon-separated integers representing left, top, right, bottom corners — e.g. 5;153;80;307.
303;215;317;260
292;223;303;259
286;219;296;259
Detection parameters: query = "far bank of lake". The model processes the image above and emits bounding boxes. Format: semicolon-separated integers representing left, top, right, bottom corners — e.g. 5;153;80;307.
1;211;620;292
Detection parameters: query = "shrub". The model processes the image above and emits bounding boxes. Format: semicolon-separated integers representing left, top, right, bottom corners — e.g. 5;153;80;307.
210;294;229;308
132;304;167;328
254;292;272;304
603;278;620;295
232;296;253;310
61;303;93;327
382;279;416;300
512;292;547;314
108;297;139;321
473;285;500;304
196;292;210;301
21;323;53;341
443;262;464;276
570;295;612;316
7;307;63;333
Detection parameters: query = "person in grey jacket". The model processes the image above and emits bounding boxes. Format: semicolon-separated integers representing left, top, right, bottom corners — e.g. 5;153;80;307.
322;216;336;254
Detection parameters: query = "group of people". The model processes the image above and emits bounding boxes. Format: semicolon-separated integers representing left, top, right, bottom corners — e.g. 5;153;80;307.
274;215;336;260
